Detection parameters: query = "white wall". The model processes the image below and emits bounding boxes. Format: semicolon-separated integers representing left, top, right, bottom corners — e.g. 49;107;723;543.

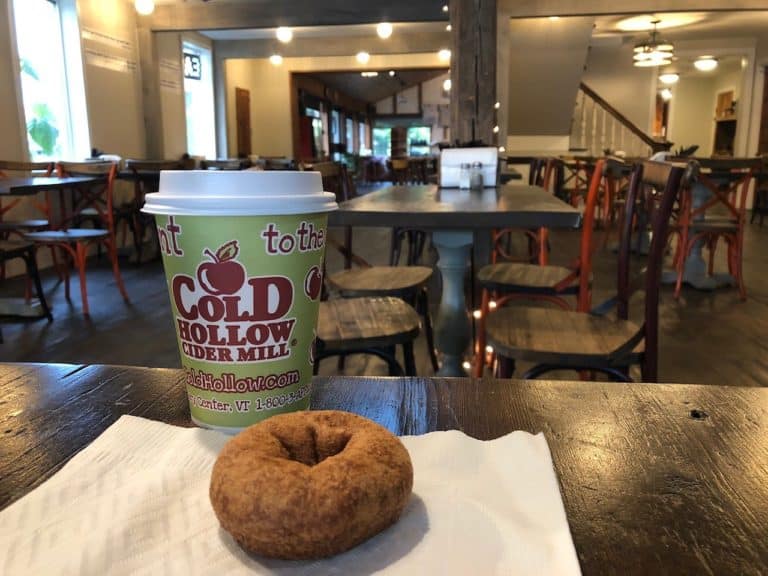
77;0;145;158
667;75;716;154
582;40;656;133
223;53;446;158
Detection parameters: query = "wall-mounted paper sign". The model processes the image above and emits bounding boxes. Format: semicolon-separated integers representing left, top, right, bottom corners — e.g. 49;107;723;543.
183;53;201;80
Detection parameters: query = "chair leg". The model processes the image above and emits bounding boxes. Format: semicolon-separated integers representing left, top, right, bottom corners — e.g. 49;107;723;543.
106;239;129;301
524;363;634;382
75;242;90;316
402;342;416;376
494;354;515;378
734;231;746;301
418;289;439;373
473;288;490;377
23;248;53;322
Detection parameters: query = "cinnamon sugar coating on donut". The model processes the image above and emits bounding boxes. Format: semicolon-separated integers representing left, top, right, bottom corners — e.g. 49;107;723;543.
210;410;414;559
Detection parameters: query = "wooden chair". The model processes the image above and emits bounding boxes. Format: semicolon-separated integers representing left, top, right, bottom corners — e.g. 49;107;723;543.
314;296;421;376
122;159;186;264
309;163;438;372
0;239;53;343
474;158;624;376
390;157;410;184
668;157;759;300
484;160;690;382
23;161;129;316
0;160;53;235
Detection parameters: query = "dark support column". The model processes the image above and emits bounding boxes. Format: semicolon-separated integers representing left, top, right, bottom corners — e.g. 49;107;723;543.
449;0;497;146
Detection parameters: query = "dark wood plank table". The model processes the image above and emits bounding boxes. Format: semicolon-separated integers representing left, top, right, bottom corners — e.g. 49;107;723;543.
329;184;581;375
1;363;766;574
0;175;98;197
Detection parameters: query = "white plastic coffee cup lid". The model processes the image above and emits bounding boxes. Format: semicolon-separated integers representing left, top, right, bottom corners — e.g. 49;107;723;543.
142;170;337;216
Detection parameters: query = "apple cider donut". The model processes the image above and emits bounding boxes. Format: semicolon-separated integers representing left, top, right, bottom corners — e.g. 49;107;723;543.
209;410;413;559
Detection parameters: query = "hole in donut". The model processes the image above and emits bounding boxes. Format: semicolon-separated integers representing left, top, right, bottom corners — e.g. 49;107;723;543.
272;425;352;467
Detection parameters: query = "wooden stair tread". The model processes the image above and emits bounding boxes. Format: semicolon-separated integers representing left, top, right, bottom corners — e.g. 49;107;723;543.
328;266;432;294
486;306;642;365
24;229;109;242
477;262;587;292
317;297;421;351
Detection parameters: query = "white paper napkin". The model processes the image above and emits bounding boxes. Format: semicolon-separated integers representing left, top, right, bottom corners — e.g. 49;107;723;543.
0;416;580;575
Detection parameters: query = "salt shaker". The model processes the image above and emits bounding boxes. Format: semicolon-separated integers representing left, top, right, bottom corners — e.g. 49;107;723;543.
470;162;484;190
459;163;471;189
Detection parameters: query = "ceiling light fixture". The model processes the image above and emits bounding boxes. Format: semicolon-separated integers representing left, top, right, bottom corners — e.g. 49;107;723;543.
376;22;393;39
269;54;283;66
632;20;674;68
694;56;718;72
389;70;396;77
361;71;379;77
276;27;293;43
438;49;451;61
548;16;560;21
442;78;452;91
659;73;680;84
660;88;673;101
356;51;371;64
446;24;452;31
134;0;154;15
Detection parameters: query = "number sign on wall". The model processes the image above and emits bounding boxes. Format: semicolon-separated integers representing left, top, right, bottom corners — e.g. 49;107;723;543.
183;52;201;80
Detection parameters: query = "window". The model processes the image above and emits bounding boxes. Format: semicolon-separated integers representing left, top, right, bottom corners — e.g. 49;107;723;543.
183;41;216;159
358;120;369;155
345;117;355;154
12;0;88;160
407;126;431;157
372;127;391;157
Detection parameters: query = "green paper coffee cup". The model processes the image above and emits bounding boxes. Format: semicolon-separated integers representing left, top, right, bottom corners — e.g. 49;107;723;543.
143;171;337;433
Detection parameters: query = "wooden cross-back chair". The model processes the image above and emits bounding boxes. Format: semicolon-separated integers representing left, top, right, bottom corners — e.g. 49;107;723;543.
668;157;759;300
23;161;128;316
122;159;186;264
0;160;54;235
474;157;625;376
484;160;691;382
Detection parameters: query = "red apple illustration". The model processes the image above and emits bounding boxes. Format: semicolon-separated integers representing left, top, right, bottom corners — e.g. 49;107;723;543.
197;241;246;295
304;265;323;301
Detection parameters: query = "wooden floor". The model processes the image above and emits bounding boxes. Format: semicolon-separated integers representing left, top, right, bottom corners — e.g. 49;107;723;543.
2;218;768;386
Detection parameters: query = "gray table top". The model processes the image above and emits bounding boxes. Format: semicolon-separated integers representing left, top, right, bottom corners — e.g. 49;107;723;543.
329;184;581;229
0;176;100;196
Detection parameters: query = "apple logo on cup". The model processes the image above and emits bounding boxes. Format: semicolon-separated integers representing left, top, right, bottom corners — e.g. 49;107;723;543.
197;240;246;295
304;265;323;301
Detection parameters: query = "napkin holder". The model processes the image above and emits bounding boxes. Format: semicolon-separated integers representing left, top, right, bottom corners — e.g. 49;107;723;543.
440;147;498;188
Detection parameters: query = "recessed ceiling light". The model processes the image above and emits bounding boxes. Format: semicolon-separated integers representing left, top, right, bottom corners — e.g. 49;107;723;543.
446;24;452;31
389;70;396;77
660;88;673;101
134;0;154;15
269;54;283;66
442;78;452;91
376;22;393;39
356;51;371;64
438;49;451;61
616;13;703;32
276;27;293;43
659;73;680;84
694;57;718;72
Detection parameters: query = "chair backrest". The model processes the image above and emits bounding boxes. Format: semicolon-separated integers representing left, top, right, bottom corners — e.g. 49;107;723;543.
125;159;186;172
0;160;54;177
56;161;118;230
684;157;760;219
311;161;349;203
612;160;690;380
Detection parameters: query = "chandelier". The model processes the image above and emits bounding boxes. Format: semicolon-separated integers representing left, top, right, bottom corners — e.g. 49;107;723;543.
633;21;674;67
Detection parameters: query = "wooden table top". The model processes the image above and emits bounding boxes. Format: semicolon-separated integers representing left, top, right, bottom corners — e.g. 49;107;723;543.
1;363;766;574
0;176;99;196
329;184;581;229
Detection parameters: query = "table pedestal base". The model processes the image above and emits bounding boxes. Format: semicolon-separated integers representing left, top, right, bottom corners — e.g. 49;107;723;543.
432;231;472;377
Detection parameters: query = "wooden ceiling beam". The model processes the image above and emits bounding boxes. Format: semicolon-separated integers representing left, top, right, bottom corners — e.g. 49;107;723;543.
146;1;445;32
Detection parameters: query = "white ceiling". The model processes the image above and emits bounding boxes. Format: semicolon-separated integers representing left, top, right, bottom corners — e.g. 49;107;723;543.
592;11;768;41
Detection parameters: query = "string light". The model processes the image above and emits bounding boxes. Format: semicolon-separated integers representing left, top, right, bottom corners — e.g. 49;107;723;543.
276;27;293;43
472;310;482;319
488;300;498;309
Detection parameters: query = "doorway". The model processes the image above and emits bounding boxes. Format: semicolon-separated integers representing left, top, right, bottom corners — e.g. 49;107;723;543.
183;41;216;159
